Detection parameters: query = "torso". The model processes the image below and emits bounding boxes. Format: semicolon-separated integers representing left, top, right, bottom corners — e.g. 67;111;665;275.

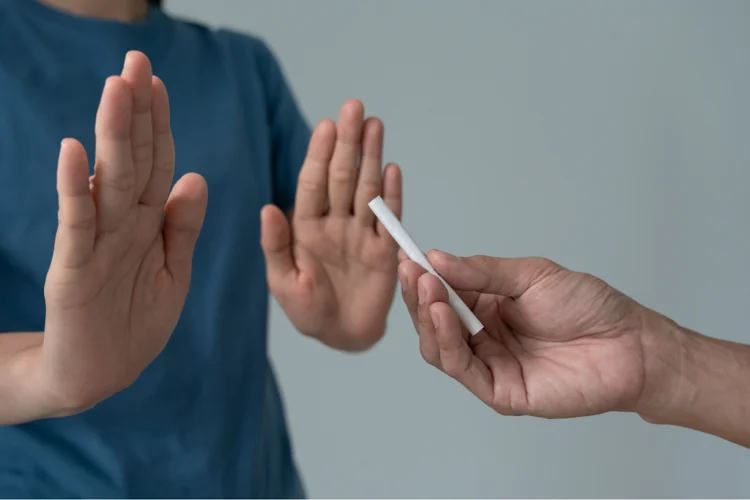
0;1;304;496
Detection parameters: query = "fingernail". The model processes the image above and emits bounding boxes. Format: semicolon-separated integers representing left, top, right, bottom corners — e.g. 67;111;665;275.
418;282;426;305
399;275;408;293
430;309;440;329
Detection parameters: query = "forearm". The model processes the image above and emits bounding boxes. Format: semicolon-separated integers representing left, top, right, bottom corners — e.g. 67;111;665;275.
0;332;67;425
636;310;750;447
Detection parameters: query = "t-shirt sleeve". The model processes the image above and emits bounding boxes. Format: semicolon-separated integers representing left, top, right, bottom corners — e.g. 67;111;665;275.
254;40;311;213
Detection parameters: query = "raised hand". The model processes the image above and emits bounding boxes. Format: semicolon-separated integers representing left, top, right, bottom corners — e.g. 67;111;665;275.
26;51;207;415
260;100;402;351
399;251;648;418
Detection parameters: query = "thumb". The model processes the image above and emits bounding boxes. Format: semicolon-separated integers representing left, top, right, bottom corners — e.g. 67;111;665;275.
427;250;561;298
163;173;208;284
260;204;297;291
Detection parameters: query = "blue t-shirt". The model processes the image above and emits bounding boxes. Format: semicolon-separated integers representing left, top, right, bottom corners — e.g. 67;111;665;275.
0;1;311;497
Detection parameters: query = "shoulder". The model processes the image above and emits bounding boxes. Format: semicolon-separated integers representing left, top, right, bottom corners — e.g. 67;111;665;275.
166;14;279;76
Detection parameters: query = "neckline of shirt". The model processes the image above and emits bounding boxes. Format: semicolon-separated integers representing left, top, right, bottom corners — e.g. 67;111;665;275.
11;0;175;61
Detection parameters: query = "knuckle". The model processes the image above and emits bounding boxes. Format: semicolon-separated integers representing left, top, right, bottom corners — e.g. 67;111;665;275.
94;166;136;193
526;257;564;282
44;272;87;304
537;256;566;273
329;167;354;185
101;176;135;193
152;159;173;174
166;223;200;240
131;141;153;165
59;213;96;232
528;256;555;270
298;177;325;194
358;176;380;193
418;343;439;367
470;254;495;268
495;407;515;417
442;352;469;379
443;363;462;379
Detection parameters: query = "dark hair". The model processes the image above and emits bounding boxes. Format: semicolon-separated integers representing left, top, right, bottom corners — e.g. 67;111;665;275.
148;0;162;7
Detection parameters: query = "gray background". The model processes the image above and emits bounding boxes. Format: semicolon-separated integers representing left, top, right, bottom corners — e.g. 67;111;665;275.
166;1;750;497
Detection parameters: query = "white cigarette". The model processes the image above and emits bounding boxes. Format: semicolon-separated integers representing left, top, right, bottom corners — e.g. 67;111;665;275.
368;196;484;335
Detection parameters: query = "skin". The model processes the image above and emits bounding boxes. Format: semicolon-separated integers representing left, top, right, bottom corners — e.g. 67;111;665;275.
1;3;402;422
39;0;149;22
261;111;402;352
3;52;208;422
12;0;747;452
399;250;750;447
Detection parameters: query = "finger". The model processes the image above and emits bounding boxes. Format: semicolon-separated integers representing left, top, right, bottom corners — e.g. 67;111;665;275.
93;76;135;232
52;139;96;269
418;272;473;344
430;302;494;403
398;260;425;311
398;260;426;329
140;76;174;207
428;250;561;298
120;51;153;204
328;99;364;216
414;272;447;368
401;252;480;309
376;163;402;238
261;204;298;293
294;119;336;219
163;173;208;285
353;117;383;226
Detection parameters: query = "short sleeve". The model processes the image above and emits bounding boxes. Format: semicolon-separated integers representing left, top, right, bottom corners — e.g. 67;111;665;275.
254;40;311;213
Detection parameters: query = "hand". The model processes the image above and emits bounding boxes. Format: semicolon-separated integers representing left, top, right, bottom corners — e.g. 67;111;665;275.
260;100;402;351
399;251;648;418
25;51;207;414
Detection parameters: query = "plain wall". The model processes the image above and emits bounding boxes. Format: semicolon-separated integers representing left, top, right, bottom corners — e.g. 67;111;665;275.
165;1;750;497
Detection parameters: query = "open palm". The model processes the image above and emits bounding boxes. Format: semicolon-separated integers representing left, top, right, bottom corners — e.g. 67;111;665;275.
39;51;207;410
261;100;401;351
400;251;648;418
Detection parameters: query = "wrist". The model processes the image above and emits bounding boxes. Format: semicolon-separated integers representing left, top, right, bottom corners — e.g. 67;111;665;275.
633;308;690;423
634;308;750;447
4;342;86;423
0;340;56;424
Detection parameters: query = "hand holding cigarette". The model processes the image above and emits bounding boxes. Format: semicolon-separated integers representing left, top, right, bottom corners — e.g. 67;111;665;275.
368;196;484;335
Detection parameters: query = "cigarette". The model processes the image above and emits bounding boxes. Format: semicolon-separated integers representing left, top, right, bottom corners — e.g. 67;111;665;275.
368;196;484;335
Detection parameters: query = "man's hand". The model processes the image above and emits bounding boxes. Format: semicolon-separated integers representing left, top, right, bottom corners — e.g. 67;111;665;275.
12;51;208;420
400;250;750;448
260;100;402;351
399;251;647;417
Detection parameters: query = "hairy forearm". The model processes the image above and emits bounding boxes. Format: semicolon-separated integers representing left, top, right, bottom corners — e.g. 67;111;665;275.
0;332;68;425
636;310;750;447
